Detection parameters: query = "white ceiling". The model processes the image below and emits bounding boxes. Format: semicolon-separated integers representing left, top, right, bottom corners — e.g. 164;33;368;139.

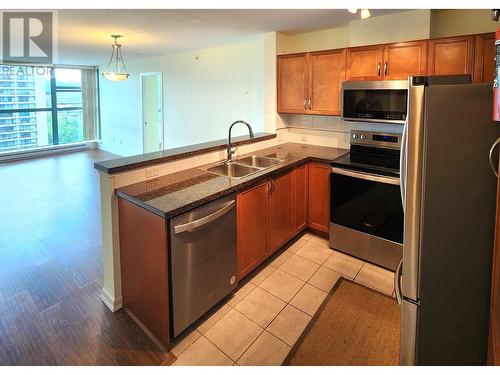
57;9;405;65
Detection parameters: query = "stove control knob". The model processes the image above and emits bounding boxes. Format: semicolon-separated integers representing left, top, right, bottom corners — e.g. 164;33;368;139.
352;133;359;139
360;134;366;140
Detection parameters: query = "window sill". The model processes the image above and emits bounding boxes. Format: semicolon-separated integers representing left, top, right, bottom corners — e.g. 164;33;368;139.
0;140;100;163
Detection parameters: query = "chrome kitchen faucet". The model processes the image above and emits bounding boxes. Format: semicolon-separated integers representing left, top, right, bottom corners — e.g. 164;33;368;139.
226;120;254;163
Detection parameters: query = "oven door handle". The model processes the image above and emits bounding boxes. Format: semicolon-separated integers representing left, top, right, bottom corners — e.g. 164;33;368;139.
331;167;400;185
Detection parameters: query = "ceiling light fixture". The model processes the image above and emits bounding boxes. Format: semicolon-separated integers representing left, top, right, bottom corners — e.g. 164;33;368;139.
102;35;130;82
347;9;371;19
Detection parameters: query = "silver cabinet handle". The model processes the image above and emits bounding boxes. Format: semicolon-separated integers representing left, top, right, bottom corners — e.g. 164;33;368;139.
303;99;307;110
308;98;312;110
400;119;408;211
377;62;381;76
174;200;235;234
384;62;388;76
489;136;500;178
331;167;400;185
395;257;403;305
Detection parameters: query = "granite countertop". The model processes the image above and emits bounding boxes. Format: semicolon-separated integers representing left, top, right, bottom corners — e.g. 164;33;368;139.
116;142;348;219
94;132;276;174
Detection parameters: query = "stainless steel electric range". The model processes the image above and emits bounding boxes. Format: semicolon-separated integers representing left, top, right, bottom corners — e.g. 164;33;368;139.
330;130;403;271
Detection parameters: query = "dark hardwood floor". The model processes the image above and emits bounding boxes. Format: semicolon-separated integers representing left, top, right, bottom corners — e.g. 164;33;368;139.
0;149;175;365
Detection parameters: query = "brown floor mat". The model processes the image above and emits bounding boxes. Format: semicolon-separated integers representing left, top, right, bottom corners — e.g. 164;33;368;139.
283;278;400;366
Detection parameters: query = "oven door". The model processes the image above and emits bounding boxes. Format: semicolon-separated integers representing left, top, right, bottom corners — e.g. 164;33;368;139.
330;167;403;244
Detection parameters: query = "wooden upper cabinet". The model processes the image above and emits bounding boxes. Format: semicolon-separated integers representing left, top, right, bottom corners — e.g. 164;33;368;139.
308;49;346;115
383;40;427;80
269;171;296;253
277;53;308;113
346;45;384;81
427;35;474;76
294;165;308;232
308;163;331;234
474;33;496;83
237;182;269;279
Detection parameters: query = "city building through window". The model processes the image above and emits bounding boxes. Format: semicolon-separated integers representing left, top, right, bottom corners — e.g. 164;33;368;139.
0;65;99;153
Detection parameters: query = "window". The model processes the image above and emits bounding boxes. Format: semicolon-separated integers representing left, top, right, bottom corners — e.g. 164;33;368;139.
0;65;99;153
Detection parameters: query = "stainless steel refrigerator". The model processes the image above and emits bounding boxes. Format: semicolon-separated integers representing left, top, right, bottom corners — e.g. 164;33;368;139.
396;76;500;365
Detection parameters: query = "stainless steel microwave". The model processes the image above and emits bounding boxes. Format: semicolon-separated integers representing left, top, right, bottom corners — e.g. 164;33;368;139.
341;80;408;124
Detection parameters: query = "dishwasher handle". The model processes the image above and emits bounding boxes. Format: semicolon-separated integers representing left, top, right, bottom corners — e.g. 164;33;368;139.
174;200;235;234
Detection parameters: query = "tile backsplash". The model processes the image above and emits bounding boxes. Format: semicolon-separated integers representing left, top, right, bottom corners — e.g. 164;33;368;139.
279;114;404;149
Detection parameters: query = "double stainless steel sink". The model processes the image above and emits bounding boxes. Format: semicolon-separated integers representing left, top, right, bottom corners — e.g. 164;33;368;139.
205;155;284;179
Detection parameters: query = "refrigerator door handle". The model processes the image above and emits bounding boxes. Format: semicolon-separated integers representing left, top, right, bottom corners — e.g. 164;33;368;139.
395;257;403;304
488;136;500;178
399;119;408;210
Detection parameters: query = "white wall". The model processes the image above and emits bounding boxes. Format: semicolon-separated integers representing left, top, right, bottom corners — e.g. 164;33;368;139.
99;35;272;156
277;10;431;54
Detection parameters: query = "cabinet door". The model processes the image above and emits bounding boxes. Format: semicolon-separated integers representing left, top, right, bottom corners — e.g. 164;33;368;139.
295;165;308;232
474;33;496;83
427;35;474;76
308;163;330;234
277;53;308;113
383;40;427;80
237;182;269;279
346;45;384;81
269;171;296;253
308;49;346;115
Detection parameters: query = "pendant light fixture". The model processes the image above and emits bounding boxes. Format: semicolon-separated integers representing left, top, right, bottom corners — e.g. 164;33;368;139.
347;9;371;19
102;35;130;82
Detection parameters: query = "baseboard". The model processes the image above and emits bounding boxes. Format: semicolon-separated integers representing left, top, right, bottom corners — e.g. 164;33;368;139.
100;288;123;312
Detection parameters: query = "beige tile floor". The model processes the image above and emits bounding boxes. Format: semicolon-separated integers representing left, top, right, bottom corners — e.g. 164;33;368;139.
171;231;396;366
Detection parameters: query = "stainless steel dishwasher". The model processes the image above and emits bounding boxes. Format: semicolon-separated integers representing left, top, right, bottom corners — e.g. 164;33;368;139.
169;194;237;337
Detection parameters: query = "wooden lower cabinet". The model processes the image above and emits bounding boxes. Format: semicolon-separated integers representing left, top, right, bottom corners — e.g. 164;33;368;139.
308;163;331;234
118;198;170;349
295;164;308;232
237;181;270;279
237;163;329;278
269;170;296;253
